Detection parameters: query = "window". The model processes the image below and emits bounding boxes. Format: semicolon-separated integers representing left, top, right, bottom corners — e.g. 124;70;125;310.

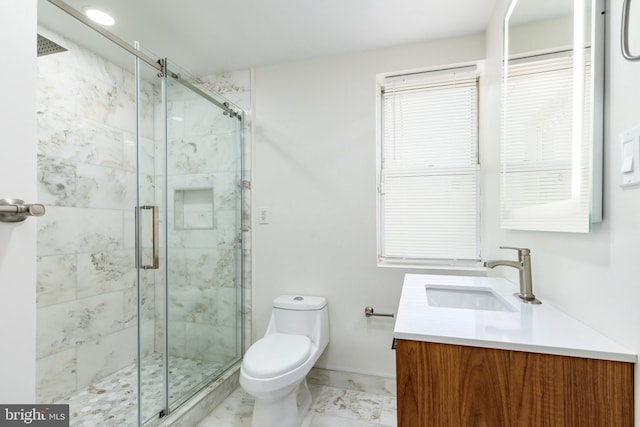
377;66;480;266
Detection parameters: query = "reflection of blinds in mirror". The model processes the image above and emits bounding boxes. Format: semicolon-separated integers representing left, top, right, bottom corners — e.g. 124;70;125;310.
379;71;479;263
502;52;592;232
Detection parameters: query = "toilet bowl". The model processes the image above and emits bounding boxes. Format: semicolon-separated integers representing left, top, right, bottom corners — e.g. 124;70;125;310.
240;295;329;427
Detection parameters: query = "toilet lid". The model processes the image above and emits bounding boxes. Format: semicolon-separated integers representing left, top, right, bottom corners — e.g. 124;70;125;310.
243;333;312;379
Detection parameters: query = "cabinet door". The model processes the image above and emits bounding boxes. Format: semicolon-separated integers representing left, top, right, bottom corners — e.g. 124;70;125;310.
396;340;511;426
509;350;634;426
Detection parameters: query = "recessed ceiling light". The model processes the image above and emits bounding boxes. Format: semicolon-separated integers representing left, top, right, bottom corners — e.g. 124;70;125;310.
85;8;115;26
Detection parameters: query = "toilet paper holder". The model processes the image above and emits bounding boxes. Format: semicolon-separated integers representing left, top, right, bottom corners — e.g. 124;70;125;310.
364;306;394;318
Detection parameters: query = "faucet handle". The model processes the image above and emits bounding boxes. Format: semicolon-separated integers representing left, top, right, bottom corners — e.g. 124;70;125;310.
499;246;530;256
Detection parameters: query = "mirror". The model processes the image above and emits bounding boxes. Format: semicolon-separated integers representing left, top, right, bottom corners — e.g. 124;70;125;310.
501;0;604;232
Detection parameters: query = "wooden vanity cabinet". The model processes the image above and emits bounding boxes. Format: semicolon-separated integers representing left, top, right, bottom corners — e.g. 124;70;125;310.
396;339;634;427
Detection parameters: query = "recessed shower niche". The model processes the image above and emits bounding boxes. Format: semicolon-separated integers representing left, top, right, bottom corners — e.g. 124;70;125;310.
174;188;215;230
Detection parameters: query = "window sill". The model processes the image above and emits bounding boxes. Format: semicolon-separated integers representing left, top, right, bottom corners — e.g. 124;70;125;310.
377;261;487;276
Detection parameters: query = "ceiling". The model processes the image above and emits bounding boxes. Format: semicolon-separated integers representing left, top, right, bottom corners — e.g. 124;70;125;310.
38;0;499;77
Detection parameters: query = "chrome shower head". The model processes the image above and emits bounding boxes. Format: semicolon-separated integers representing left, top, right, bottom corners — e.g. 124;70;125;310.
37;34;67;57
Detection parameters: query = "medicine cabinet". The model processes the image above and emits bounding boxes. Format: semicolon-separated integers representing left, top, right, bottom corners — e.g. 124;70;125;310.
501;0;604;232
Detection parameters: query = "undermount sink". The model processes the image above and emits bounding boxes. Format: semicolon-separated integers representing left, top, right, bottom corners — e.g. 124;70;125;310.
425;285;516;312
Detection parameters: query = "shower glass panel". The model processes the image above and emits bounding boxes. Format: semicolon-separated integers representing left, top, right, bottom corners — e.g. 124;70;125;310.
136;49;167;426
163;61;244;412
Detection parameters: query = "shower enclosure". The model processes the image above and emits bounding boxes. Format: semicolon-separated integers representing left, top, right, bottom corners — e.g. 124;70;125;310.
36;1;246;425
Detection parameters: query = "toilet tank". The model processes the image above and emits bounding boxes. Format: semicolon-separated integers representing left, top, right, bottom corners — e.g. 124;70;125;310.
266;295;329;348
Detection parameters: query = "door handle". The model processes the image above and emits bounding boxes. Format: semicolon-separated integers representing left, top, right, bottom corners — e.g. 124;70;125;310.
0;198;46;223
135;205;159;270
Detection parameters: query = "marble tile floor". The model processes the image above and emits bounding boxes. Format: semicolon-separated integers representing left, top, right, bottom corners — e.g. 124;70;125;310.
56;353;224;427
197;383;398;427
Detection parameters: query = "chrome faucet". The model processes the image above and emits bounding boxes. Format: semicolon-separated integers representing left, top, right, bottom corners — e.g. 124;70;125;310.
484;246;541;304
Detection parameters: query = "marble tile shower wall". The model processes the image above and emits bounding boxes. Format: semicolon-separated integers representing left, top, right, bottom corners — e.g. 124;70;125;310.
35;24;253;406
35;27;158;403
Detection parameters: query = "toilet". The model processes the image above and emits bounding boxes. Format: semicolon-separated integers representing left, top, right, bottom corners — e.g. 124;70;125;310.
240;295;329;427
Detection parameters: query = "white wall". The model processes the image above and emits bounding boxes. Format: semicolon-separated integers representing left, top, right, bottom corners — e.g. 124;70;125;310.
484;0;640;423
252;34;485;377
0;0;37;403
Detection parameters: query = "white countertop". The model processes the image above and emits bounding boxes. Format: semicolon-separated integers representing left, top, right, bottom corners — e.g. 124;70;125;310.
394;274;637;363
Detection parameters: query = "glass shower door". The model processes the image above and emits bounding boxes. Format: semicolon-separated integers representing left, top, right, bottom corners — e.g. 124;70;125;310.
135;53;244;423
163;62;244;411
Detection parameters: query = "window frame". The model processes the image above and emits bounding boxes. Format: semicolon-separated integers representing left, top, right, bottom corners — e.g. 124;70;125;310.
375;63;483;268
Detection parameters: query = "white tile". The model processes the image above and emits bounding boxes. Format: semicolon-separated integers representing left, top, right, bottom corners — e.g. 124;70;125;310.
75;71;136;134
38;114;126;169
212;242;241;289
167;135;217;175
309;413;380;427
196;72;249;95
167;320;186;358
36;292;125;358
76;163;136;210
310;386;383;423
125;274;156;325
216;133;242;172
184;99;227;138
185;324;238;362
76;326;137;389
37;63;77;115
37;207;123;256
308;368;396;397
167;100;186;139
37;254;76;307
138;79;158;140
166;370;239;427
139;319;156;358
37;155;77;207
202;379;394;427
379;396;397;427
197;387;254;427
76;250;135;298
36;349;77;403
217;286;240;327
124;134;154;174
167;284;217;323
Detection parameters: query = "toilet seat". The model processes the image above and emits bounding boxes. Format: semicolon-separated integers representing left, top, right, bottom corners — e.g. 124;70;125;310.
243;333;312;379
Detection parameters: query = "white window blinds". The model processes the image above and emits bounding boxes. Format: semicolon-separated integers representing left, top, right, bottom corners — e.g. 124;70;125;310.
501;51;592;232
378;68;480;265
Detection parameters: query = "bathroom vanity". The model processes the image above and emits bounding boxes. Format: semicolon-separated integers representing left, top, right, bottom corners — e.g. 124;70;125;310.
394;274;636;426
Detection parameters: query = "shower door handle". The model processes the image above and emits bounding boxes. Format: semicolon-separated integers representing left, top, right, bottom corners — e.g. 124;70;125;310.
135;205;159;270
